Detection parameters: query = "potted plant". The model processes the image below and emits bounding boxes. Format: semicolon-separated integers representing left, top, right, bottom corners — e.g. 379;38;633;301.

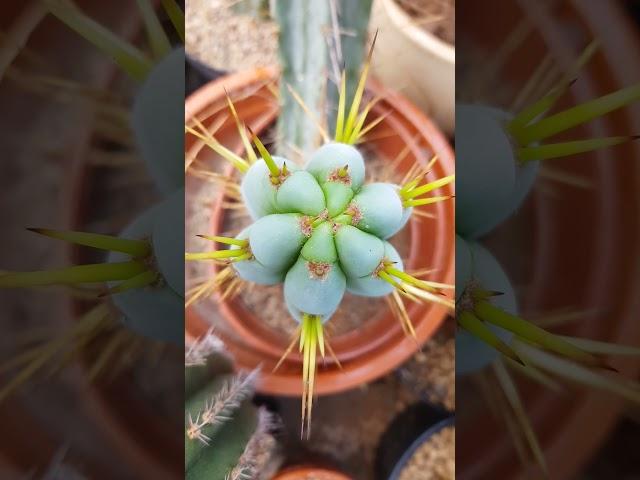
375;402;454;480
369;0;455;133
185;28;455;433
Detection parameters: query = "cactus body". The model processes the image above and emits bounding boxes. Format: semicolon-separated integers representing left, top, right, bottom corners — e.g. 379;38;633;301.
132;48;185;194
249;213;309;271
350;183;404;238
109;201;182;344
231;228;284;285
284;256;346;317
322;181;355;217
456;104;538;238
335;224;384;278
455;237;516;375
301;222;338;263
185;341;268;480
241;156;293;220
276;170;326;215
346;241;403;297
306;142;366;190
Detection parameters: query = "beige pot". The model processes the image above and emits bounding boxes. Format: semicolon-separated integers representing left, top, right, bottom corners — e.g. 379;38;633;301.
370;0;455;134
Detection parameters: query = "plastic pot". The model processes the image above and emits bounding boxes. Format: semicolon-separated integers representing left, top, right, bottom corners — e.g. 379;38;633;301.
369;0;455;133
185;67;455;396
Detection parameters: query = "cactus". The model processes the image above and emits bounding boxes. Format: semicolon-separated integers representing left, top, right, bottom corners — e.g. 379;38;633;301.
456;235;640;404
457;41;640;238
272;0;373;159
185;333;278;480
0;1;186;344
185;40;454;436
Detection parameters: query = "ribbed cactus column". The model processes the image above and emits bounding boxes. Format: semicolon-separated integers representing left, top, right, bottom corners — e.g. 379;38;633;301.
273;0;330;159
327;0;373;125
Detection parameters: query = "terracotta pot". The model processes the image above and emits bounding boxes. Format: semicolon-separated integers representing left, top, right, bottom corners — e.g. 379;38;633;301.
457;1;640;479
273;466;352;480
369;0;455;133
185;67;455;396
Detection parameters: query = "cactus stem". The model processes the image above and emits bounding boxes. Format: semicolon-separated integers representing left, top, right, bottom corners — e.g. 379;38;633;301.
27;228;151;257
0;261;147;288
285;83;330;143
44;0;153;81
196;235;249;248
474;300;612;370
185;124;249;173
160;0;185;42
517;136;638;163
225;89;258;163
100;269;158;296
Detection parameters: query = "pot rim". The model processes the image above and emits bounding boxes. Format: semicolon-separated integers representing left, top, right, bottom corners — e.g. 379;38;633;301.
380;0;454;64
388;416;455;480
273;466;352;480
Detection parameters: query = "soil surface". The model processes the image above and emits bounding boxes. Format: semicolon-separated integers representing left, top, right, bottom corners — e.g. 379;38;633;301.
396;0;455;45
186;0;278;71
398;425;455;480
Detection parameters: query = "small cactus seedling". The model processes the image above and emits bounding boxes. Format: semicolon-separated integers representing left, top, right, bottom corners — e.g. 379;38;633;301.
457;41;640;238
186;40;454;436
185;332;277;480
